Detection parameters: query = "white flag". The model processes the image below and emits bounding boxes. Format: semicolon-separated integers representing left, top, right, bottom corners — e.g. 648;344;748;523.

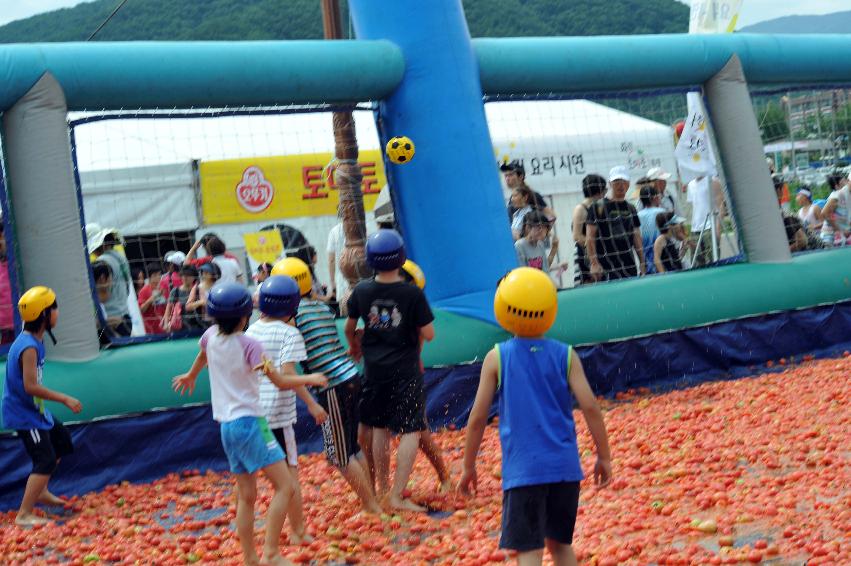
675;97;716;184
676;1;744;183
689;0;743;34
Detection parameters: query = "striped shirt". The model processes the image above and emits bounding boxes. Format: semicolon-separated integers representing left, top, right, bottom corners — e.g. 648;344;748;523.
245;320;306;429
295;299;359;389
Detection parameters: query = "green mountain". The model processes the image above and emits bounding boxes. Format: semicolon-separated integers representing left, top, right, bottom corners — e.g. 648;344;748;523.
0;0;688;43
739;11;851;34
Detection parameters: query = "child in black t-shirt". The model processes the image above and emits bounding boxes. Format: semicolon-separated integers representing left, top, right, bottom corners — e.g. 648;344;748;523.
345;230;435;512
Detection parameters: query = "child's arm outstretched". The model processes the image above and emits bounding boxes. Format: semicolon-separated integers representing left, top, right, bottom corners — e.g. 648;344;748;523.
568;348;612;487
21;349;82;413
459;348;499;496
255;358;328;391
173;350;208;396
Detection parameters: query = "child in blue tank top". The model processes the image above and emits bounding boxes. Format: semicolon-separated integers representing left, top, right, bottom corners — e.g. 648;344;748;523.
460;268;612;566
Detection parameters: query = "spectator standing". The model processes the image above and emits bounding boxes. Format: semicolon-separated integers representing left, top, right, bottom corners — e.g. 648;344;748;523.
820;173;850;247
572;174;606;286
586;166;646;281
653;213;692;273
501;160;549;221
686;176;724;267
162;265;203;332
160;251;186;296
187;236;243;285
87;224;132;336
776;181;823;252
796;188;822;234
515;212;558;272
646;167;682;215
327;221;348;309
637;183;666;275
137;263;167;335
0;222;14;344
509;186;536;240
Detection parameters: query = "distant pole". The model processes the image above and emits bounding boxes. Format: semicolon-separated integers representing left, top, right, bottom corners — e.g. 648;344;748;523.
320;0;371;308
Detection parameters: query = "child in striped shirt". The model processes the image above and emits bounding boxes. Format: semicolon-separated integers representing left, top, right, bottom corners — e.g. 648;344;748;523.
246;275;329;544
273;257;382;515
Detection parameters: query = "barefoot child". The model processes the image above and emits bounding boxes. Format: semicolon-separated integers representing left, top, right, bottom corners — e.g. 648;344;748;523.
345;229;435;512
272;257;381;514
460;268;613;566
1;286;82;526
246;275;330;543
399;259;451;491
173;282;327;566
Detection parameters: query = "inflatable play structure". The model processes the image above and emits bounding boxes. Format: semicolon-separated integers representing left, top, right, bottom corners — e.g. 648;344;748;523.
2;1;851;505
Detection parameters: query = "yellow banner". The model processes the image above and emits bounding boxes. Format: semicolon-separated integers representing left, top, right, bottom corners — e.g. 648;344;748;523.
200;151;386;224
243;230;285;264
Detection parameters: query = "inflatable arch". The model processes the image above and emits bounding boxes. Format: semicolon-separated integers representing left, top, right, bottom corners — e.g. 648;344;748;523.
2;1;851;504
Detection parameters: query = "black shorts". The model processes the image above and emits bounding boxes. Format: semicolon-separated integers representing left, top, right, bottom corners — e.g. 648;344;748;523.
17;421;74;475
359;370;426;434
316;379;362;469
500;481;580;551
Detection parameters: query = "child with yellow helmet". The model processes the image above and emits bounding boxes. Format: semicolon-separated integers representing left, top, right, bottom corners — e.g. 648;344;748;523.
460;268;613;566
271;257;382;514
2;286;82;526
396;259;452;491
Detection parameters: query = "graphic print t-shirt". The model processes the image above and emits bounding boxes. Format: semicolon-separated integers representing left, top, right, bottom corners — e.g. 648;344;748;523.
585;198;640;271
347;280;434;377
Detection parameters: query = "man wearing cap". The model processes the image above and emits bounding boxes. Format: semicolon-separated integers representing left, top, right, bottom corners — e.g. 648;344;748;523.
86;223;133;336
586;166;646;281
501;160;554;221
646;167;681;216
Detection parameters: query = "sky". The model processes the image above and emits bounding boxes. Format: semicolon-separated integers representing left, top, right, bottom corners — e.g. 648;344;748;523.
0;0;849;28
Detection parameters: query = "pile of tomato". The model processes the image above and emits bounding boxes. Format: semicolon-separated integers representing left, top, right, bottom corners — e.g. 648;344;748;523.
1;355;848;565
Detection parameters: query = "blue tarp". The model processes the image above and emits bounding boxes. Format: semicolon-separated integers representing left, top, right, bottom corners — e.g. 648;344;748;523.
2;302;850;511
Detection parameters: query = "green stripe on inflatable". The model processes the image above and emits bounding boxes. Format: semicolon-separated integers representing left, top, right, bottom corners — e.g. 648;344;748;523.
2;250;850;427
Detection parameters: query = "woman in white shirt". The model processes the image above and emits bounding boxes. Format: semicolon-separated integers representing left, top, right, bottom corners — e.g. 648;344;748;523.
795;188;822;234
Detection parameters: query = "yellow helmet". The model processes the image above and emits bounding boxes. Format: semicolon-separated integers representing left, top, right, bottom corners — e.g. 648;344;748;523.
400;259;426;290
494;267;557;337
19;286;57;322
271;257;312;296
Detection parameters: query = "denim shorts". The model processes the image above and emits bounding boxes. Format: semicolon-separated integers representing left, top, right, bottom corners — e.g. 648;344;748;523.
220;416;285;474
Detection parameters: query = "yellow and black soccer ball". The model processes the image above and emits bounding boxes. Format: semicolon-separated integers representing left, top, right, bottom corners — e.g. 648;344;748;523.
385;136;415;164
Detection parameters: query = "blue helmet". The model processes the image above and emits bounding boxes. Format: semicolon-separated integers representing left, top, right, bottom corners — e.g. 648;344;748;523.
206;282;253;319
366;229;406;271
258;275;301;318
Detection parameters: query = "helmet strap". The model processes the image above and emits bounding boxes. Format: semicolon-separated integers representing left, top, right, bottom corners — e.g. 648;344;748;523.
43;311;57;345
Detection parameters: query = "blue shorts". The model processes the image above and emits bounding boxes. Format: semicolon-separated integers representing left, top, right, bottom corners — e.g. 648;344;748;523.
220;416;285;474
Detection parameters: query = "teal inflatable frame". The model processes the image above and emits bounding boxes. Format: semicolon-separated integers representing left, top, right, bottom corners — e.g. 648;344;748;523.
2;28;851;425
2;34;851;112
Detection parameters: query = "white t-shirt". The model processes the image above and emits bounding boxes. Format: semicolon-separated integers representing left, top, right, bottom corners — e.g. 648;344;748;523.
326;223;349;299
212;255;244;285
821;187;850;241
245;319;307;429
200;327;265;423
687;177;713;233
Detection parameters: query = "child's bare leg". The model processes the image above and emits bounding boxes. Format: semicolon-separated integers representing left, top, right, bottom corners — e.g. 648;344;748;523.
371;427;391;499
17;474;53;525
260;461;295;565
341;455;382;514
418;429;451;490
388;432;425;512
285;465;312;545
233;474;261;566
357;424;375;491
516;548;545;566
545;539;577;566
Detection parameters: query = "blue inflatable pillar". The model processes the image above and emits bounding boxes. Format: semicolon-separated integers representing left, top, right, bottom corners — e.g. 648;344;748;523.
349;0;516;322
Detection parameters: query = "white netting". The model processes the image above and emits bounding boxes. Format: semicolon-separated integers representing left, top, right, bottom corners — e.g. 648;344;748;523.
752;86;851;251
485;91;741;288
70;105;385;340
